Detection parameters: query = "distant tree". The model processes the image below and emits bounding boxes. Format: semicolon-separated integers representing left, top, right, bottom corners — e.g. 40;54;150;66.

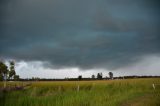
108;72;113;79
91;75;95;79
105;76;109;79
9;61;16;79
0;60;19;82
0;74;3;81
14;75;20;81
0;61;9;88
97;73;102;80
97;73;100;79
78;75;82;80
32;77;34;80
0;61;8;80
35;77;40;81
100;73;102;78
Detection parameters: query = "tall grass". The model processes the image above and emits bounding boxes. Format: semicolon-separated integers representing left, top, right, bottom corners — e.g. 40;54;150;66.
0;78;160;106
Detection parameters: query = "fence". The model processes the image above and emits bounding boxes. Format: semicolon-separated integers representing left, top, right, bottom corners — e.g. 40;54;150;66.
152;83;160;90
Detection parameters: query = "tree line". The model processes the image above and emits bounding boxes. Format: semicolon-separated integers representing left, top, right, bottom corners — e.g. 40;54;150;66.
78;72;113;80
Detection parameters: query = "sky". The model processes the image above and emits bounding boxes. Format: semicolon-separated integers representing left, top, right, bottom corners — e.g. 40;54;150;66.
0;0;160;78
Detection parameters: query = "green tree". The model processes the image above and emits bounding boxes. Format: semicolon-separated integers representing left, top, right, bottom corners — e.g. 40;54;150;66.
91;74;95;79
0;61;9;88
0;61;8;80
14;75;20;81
108;72;113;79
9;61;16;79
0;74;3;81
97;73;102;80
78;75;82;80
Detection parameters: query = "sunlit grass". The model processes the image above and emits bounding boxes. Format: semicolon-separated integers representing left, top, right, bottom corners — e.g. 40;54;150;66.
0;78;160;106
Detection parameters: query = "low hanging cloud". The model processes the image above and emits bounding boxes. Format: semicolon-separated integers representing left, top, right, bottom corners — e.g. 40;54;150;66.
15;55;160;78
0;0;160;71
116;55;160;76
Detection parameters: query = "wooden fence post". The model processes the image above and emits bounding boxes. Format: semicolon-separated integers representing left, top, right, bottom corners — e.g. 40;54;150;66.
77;85;79;92
152;84;155;90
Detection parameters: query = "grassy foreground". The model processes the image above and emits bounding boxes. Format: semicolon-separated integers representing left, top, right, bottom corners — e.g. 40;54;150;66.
0;78;160;106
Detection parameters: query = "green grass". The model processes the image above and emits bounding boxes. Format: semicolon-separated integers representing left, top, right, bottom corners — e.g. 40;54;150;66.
0;78;160;106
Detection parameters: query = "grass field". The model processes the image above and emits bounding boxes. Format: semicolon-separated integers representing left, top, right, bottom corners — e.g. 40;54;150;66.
0;78;160;106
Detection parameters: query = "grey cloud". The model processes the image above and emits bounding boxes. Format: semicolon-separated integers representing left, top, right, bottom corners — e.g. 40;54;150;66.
0;0;160;70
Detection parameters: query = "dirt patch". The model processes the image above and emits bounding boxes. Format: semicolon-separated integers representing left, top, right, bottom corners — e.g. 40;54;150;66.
0;83;31;92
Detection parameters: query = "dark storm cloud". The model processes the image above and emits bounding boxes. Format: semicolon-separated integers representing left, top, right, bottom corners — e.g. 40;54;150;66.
0;0;160;70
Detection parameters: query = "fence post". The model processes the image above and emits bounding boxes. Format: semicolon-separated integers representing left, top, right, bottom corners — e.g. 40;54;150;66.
152;84;155;90
77;85;79;92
